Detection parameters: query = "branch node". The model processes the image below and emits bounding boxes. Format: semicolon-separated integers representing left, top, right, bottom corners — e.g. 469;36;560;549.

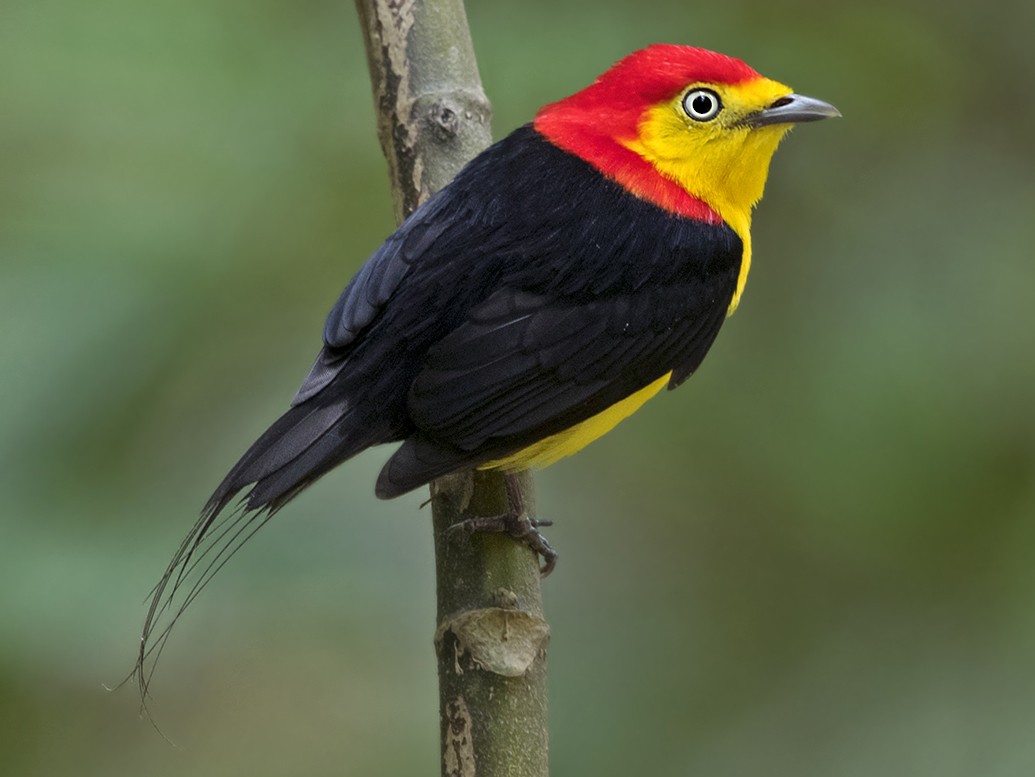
436;607;550;678
429;99;459;139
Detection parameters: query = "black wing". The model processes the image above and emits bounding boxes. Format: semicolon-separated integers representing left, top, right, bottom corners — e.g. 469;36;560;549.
373;128;744;496
376;279;735;497
411;282;730;450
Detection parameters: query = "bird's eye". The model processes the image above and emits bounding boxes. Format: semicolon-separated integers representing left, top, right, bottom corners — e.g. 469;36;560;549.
682;89;722;122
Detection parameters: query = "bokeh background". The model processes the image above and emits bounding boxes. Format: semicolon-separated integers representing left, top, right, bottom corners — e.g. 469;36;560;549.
3;0;1034;774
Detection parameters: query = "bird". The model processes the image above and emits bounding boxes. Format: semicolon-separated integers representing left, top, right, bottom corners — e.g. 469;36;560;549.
137;45;838;686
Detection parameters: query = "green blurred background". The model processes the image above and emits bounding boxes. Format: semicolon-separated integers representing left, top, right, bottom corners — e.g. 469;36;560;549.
3;0;1034;773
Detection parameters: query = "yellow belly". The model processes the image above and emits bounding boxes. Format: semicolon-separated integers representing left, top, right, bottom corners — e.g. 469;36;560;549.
479;372;671;472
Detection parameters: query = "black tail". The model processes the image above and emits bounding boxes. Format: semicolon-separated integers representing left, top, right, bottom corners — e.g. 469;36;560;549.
205;399;375;516
134;395;394;705
375;433;485;499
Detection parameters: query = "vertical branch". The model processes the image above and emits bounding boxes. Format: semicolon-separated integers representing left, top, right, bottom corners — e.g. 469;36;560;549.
354;0;491;221
354;3;549;776
432;471;549;777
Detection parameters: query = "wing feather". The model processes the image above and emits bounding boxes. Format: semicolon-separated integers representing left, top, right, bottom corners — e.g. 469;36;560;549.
407;276;733;455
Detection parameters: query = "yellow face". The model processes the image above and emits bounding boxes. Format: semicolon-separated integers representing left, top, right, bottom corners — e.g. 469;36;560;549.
623;77;794;232
622;77;795;313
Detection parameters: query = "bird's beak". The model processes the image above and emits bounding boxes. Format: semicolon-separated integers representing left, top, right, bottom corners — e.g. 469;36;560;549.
748;93;841;127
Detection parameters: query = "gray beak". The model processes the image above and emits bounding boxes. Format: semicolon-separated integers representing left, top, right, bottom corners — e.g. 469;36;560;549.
749;93;841;127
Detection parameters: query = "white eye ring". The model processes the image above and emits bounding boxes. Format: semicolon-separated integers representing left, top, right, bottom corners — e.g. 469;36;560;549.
682;89;722;122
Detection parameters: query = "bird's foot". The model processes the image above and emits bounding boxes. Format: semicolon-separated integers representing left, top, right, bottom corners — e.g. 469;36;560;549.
448;513;558;576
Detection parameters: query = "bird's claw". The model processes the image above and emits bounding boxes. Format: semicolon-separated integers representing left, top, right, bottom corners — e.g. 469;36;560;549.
448;513;558;576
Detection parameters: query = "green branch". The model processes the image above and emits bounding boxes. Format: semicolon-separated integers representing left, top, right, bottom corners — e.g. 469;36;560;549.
354;2;549;775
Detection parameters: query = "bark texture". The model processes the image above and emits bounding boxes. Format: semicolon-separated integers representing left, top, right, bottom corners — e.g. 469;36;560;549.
354;3;549;775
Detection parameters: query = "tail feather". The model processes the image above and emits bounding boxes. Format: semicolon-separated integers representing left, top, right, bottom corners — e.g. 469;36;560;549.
202;401;346;518
245;412;378;508
234;403;346;484
135;394;396;708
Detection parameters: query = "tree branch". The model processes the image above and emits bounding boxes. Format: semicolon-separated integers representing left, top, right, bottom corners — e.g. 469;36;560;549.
353;3;549;775
354;0;492;221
